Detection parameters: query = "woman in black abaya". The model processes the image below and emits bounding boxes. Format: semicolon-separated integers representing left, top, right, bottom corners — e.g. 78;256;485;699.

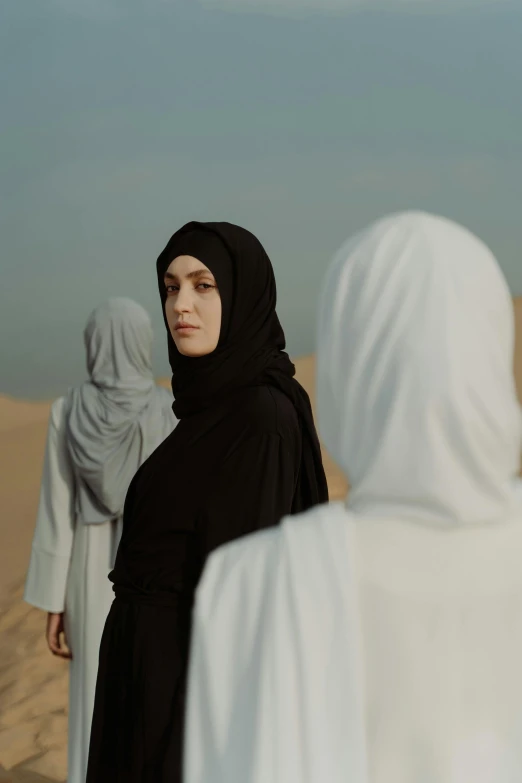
86;222;328;783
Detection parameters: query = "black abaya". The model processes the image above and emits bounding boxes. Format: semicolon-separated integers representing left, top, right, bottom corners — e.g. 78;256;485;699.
87;223;328;783
87;387;303;782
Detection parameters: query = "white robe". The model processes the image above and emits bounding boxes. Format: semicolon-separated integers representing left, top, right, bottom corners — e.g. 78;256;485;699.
185;499;522;783
24;397;121;783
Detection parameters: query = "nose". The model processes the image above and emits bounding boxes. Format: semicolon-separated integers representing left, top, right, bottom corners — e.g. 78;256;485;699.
173;284;193;314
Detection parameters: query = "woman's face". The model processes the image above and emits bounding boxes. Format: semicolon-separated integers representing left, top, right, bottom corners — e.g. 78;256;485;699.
164;255;222;357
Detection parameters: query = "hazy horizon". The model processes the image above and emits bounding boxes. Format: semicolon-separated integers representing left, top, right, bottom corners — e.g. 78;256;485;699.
2;1;522;399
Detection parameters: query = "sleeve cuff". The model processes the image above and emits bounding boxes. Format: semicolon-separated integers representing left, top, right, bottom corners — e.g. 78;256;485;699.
23;548;71;614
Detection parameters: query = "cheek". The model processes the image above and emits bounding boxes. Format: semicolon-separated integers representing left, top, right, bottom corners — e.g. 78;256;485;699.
202;303;221;355
198;297;221;330
165;299;176;329
209;298;222;342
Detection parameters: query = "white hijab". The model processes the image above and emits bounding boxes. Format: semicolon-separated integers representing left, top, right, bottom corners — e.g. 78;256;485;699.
184;212;522;783
67;298;176;524
318;210;520;525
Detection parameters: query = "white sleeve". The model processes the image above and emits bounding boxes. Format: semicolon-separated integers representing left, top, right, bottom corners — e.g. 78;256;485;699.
184;551;229;783
24;397;76;613
184;530;278;783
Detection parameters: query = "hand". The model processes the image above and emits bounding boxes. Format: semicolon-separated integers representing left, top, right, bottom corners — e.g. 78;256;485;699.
46;612;72;660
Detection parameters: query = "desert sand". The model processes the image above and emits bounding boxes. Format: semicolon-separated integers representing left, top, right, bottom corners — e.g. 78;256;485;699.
1;300;521;781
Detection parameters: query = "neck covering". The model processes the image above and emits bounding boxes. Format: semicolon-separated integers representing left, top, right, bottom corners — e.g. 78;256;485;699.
67;297;176;524
317;211;521;525
157;221;328;510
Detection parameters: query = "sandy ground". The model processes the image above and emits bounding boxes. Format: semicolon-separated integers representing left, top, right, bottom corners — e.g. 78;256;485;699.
0;300;521;781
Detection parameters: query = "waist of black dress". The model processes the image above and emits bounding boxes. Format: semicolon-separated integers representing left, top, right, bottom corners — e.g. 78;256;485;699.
113;583;193;609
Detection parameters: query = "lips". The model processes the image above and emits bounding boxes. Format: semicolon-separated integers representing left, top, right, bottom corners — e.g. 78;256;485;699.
175;322;199;331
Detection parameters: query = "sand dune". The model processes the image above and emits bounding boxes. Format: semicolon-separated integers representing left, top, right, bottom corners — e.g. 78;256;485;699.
0;398;51;436
0;416;51;604
1;300;521;781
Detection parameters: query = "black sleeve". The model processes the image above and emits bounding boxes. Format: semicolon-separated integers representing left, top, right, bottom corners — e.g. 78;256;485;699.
198;432;299;557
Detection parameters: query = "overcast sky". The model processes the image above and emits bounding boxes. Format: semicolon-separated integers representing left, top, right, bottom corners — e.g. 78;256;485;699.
2;0;521;398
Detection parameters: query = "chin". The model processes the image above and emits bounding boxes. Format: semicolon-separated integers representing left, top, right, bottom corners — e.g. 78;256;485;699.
179;347;206;357
175;341;215;358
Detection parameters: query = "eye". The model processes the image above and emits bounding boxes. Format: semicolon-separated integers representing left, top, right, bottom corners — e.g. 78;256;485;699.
165;284;179;294
197;283;215;291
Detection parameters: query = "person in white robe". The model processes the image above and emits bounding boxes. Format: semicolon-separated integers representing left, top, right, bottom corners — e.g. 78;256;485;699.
24;297;176;783
183;211;522;783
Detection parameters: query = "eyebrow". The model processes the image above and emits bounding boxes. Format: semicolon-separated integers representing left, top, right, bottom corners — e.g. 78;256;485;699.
164;269;214;282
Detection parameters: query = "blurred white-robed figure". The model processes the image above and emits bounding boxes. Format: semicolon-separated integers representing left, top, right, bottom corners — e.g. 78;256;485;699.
184;212;522;783
24;298;176;783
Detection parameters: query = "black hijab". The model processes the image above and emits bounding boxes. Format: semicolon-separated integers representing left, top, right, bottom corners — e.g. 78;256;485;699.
156;221;328;509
